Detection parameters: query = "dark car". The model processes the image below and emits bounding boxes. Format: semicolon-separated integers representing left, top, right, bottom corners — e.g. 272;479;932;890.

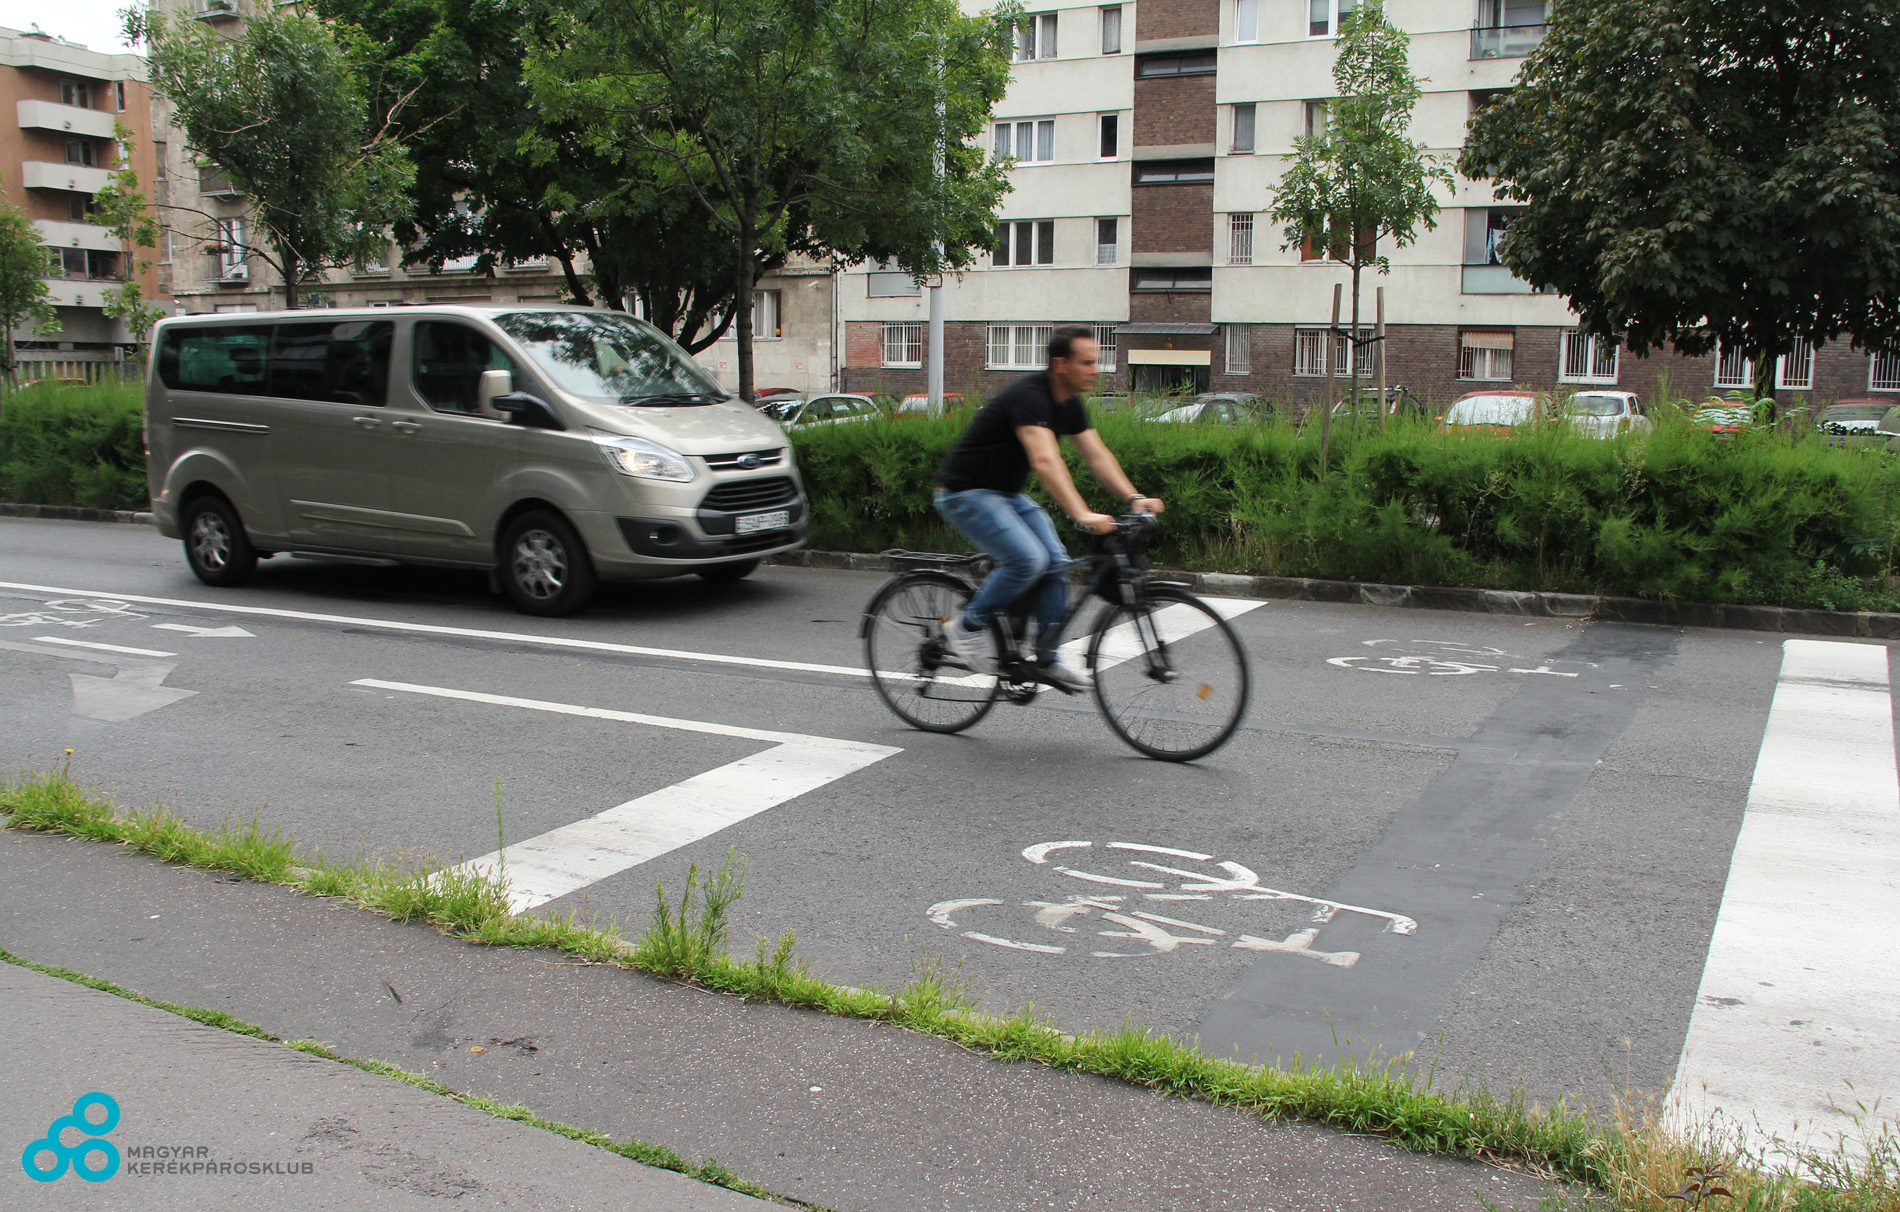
1151;392;1269;426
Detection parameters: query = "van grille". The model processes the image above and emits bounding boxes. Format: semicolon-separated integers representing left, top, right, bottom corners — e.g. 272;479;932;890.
702;448;784;471
701;477;798;512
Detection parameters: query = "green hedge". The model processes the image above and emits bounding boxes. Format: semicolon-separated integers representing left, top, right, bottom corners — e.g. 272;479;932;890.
791;413;1900;611
0;380;148;511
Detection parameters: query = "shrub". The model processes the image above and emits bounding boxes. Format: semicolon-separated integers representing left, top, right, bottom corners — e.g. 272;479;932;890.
0;379;148;511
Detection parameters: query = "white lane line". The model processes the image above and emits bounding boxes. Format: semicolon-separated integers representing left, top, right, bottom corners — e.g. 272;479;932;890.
354;680;900;912
1060;597;1263;670
30;636;178;658
1670;640;1900;1160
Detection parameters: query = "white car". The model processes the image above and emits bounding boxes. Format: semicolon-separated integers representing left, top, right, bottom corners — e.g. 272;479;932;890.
1564;390;1651;438
764;393;880;429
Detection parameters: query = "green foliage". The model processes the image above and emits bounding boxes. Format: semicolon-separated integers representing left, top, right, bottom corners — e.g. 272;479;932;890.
1460;0;1900;401
790;413;1900;611
90;122;165;355
0;178;59;392
130;6;413;308
633;850;747;979
0;380;147;510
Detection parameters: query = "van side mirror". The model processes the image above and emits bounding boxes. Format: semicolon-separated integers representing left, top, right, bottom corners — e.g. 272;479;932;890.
491;392;566;431
476;369;513;416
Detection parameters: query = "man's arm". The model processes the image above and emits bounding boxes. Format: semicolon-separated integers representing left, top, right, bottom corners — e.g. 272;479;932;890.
1071;430;1165;514
1017;426;1116;534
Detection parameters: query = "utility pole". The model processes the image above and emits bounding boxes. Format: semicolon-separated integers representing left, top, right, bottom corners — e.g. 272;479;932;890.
1321;282;1341;474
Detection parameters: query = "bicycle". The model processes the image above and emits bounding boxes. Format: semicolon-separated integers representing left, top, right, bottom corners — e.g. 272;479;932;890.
860;514;1251;761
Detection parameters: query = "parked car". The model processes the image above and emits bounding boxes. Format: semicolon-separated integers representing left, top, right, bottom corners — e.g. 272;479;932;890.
1441;390;1550;434
1879;405;1900;451
145;305;808;616
1151;393;1269;426
1816;399;1892;448
767;393;880;429
1332;385;1426;422
751;387;802;404
893;392;966;419
1564;390;1651;438
1690;399;1761;440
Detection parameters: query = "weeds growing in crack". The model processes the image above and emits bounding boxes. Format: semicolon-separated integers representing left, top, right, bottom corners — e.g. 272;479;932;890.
633;849;744;979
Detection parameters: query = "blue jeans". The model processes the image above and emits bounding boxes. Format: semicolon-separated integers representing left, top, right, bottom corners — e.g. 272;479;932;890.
934;489;1071;659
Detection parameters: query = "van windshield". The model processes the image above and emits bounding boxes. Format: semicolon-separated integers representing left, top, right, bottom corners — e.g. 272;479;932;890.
493;312;725;404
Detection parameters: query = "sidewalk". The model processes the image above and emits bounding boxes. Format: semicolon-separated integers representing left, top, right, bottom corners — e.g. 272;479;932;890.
0;831;1553;1211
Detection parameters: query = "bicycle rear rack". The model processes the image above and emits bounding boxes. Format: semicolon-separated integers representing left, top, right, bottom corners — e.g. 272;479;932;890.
881;548;991;573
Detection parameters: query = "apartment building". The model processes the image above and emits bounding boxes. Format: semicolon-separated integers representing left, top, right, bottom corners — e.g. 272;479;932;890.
840;0;1894;408
0;25;163;381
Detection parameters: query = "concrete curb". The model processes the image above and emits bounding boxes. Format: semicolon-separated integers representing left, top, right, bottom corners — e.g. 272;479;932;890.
0;501;153;525
766;548;1900;640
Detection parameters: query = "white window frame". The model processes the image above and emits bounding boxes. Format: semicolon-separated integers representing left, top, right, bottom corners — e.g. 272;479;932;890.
158;225;173;266
1293;328;1373;377
994;219;1056;268
724;289;780;341
1712;342;1753;390
1777;337;1814;391
1225;325;1251;375
1232;103;1256;154
1100;5;1122;54
215;217;247;280
60;80;92;108
1093;324;1118;372
1711;341;1813;392
1459;331;1515;382
1870;351;1900;392
1099;113;1119;159
994;118;1057;164
1558;330;1618;384
1307;0;1356;38
1303;99;1330;140
1014;12;1058;61
1234;0;1260;42
987;324;1055;370
1227;213;1254;266
883;322;923;368
1096;217;1118;266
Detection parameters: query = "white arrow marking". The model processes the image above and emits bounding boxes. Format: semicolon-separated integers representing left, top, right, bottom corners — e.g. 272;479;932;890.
152;623;255;638
68;663;197;722
1232;928;1361;967
32;637;177;658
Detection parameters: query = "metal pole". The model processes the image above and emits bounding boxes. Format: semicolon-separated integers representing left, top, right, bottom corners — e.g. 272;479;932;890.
927;265;945;417
1321;282;1340;475
1375;286;1387;432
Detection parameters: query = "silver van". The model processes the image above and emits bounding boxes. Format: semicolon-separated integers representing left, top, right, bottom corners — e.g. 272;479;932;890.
145;305;808;615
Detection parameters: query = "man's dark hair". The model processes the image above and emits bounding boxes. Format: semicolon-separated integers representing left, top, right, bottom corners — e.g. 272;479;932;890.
1047;326;1096;365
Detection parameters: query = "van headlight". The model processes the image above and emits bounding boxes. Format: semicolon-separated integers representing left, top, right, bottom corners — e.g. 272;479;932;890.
590;432;696;482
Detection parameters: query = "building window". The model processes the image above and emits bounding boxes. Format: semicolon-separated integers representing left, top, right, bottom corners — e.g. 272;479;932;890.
65;138;97;167
1228;213;1254;265
883;322;923;368
1777;337;1814;390
214;217;248;280
1712;343;1752;390
989;324;1056;370
1132;267;1213;291
1232;103;1256;153
115;81;127;112
751;289;782;340
1096;217;1118;265
1300;226;1341;262
866;258;920;297
1293;328;1372;377
1309;0;1356;38
1303;100;1330;139
1135;50;1219;76
1133;159;1216;184
1871;352;1900;392
993;219;1056;267
1226;325;1251;374
994;119;1056;163
158;225;173;266
1466;207;1520;265
1100;5;1122;53
1099;113;1119;159
153;142;167;180
1459;330;1516;381
1235;0;1260;41
1015;12;1058;61
1559;330;1618;384
1094;324;1119;371
60;80;92;108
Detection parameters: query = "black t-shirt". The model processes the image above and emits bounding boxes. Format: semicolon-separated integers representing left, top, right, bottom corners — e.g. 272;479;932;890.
937;372;1092;494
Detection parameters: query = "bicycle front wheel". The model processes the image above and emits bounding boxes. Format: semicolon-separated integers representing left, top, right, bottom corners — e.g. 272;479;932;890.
1087;586;1250;761
864;571;999;733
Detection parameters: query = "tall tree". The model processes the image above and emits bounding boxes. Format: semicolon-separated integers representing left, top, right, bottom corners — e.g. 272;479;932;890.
91;123;165;358
0;179;58;397
1461;0;1900;408
313;0;755;351
1268;0;1448;443
526;0;1016;399
130;6;413;309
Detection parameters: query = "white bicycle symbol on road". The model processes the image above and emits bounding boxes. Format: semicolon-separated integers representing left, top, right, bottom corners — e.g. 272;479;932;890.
0;599;149;629
928;841;1415;966
1327;638;1583;678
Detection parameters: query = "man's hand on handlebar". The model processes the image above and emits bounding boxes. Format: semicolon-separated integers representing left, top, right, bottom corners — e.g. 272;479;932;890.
1076;511;1118;535
1131;496;1164;515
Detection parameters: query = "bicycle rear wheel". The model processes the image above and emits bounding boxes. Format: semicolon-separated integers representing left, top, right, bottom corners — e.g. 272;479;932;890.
1087;586;1250;761
864;571;999;733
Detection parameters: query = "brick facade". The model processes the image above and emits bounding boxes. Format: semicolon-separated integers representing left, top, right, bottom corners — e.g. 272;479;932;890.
1135;0;1218;42
1131;182;1214;255
1132;75;1217;148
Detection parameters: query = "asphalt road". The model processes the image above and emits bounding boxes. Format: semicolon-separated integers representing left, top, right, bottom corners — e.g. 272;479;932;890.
0;516;1871;1115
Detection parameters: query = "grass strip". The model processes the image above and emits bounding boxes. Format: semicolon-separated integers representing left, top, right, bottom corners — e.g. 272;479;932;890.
0;942;828;1209
6;766;1897;1211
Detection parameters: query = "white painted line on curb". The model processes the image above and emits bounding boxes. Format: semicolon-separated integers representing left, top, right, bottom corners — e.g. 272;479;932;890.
353;679;901;912
30;637;178;658
1670;639;1900;1160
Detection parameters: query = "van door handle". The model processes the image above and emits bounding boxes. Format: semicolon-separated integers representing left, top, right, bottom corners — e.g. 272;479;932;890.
389;420;421;433
351;416;381;429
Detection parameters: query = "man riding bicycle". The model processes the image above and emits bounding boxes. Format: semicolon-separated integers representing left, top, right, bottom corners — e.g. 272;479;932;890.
934;326;1163;693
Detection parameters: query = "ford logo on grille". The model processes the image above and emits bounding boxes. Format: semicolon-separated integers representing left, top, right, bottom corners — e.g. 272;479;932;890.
738;454;762;469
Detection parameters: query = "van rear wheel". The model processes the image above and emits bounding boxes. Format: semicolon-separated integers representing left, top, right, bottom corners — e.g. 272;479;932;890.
695;559;760;583
500;510;596;616
182;495;258;587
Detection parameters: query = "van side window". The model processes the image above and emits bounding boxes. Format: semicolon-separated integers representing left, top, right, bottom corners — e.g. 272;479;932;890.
268;321;393;405
413;322;517;414
157;326;271;394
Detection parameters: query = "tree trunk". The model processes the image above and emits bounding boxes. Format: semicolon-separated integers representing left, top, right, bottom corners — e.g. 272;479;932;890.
1752;348;1777;423
1347;259;1363;435
1321;282;1340;477
282;242;300;310
734;210;756;402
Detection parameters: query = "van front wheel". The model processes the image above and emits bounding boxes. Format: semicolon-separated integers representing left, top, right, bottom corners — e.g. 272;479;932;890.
500;511;596;616
182;495;258;587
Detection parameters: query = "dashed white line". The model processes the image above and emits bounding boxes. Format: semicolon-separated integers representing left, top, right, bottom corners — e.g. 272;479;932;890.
30;637;177;658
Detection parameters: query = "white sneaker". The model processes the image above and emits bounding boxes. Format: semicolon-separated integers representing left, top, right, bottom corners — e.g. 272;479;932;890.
940;614;996;675
1034;653;1093;695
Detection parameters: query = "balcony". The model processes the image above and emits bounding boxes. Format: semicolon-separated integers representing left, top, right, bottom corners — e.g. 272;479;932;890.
34;219;119;253
21;160;112;194
17;99;116;139
191;0;240;20
198;167;241;198
1470;23;1547;59
1462;264;1555;294
44;278;121;308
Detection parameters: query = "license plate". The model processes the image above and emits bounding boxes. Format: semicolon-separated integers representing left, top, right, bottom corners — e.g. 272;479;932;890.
735;509;790;535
